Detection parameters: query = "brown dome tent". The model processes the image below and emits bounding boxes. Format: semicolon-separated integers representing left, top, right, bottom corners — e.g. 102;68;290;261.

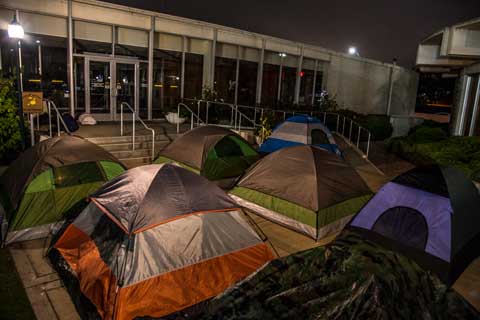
49;164;273;320
0;135;125;244
154;125;259;188
230;146;372;240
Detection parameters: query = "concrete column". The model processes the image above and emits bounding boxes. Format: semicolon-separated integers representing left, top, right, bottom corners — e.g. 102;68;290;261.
67;0;75;116
147;16;154;120
210;29;217;89
234;45;240;105
311;60;318;105
255;39;265;105
455;75;472;136
277;61;283;103
386;65;394;115
468;75;480;136
180;36;186;99
294;46;303;105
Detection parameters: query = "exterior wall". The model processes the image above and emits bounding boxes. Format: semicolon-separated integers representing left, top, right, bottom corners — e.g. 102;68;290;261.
0;0;418;118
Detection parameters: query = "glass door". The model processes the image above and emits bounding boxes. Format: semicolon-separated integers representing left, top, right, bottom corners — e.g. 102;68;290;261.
86;59;112;119
115;62;137;119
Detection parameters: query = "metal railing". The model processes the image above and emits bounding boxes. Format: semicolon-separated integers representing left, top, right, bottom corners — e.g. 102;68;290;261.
44;99;71;139
182;98;372;158
176;103;205;133
120;102;156;160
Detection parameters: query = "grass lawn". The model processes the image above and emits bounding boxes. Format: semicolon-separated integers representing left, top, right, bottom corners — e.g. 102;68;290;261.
0;248;35;320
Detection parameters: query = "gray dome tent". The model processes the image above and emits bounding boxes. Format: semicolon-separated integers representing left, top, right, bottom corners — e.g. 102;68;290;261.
230;146;372;240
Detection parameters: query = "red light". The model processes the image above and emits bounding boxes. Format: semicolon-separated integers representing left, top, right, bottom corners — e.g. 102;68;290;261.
300;71;305;77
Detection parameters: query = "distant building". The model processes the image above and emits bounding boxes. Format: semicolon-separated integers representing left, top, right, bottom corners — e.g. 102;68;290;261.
0;0;417;121
416;17;480;136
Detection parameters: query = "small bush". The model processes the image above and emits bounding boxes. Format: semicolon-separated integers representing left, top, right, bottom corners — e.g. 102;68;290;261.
409;127;447;144
358;115;393;141
0;77;22;163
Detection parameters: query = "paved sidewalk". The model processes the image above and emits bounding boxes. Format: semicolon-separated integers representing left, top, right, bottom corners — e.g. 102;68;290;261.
9;239;79;320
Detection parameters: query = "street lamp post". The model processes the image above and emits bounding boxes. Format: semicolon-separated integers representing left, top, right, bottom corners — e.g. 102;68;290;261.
8;11;26;150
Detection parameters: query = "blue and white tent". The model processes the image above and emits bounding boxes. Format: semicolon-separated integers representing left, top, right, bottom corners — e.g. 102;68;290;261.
259;115;341;155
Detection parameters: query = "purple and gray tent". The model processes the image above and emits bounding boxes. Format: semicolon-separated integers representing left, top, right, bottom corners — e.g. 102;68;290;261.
348;165;480;285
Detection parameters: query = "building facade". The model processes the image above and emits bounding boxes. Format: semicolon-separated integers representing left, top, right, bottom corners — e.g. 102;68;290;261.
416;17;480;136
0;0;418;121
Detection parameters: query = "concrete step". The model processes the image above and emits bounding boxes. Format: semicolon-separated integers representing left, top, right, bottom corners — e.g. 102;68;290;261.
86;134;174;145
120;156;152;169
99;140;170;152
110;148;152;159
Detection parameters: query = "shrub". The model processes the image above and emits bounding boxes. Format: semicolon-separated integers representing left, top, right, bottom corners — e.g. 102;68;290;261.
358;115;393;141
0;77;22;163
408;127;447;144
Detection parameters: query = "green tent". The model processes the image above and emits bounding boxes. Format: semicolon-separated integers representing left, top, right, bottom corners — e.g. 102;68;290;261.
0;136;125;244
154;126;259;188
230;146;372;240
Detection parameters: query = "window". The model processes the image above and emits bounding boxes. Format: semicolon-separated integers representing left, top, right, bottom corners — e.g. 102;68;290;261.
261;63;279;107
152;49;182;117
238;60;257;106
184;53;203;100
214;57;237;103
280;66;296;107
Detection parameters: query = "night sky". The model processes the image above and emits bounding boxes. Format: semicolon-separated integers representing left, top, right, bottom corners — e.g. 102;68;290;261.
106;0;480;68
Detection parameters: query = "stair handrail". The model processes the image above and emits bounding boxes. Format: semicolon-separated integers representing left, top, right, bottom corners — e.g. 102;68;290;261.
44;99;71;137
120;102;156;160
176;103;205;133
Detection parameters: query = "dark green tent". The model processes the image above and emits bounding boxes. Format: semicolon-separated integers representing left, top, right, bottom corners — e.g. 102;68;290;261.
0;135;125;244
154;126;259;188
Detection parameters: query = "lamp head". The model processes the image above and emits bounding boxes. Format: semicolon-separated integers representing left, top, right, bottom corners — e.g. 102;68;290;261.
8;13;24;39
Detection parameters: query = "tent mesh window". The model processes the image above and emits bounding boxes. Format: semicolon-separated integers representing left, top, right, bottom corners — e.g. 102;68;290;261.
372;206;429;250
311;129;330;145
53;162;105;188
214;136;245;157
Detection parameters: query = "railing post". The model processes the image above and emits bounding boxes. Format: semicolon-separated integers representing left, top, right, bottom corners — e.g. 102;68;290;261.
120;103;124;136
190;112;194;130
177;104;180;134
56;113;60;136
239;114;242;131
151;131;155;160
342;116;346;136
349;120;353;142
356;126;361;148
366;131;371;158
261;108;264;121
197;101;201;126
283;111;286;120
48;101;52;137
132;110;136;151
323;112;326;124
336;114;340;132
253;107;257;125
206;102;210;124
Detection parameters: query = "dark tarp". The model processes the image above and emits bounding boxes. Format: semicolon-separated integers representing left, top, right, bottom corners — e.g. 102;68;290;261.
201;231;480;320
0;135;121;211
160;126;257;170
238;146;371;211
91;164;238;233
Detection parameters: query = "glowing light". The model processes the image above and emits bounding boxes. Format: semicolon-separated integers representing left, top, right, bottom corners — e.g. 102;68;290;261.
348;46;358;56
278;52;287;58
8;13;24;39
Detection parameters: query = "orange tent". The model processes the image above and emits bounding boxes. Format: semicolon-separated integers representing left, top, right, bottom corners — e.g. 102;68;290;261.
49;164;273;319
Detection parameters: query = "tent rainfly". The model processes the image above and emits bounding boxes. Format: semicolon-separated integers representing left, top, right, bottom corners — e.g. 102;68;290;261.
348;165;480;285
0;135;125;244
230;146;372;240
259;115;341;156
154;125;259;188
49;164;273;320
